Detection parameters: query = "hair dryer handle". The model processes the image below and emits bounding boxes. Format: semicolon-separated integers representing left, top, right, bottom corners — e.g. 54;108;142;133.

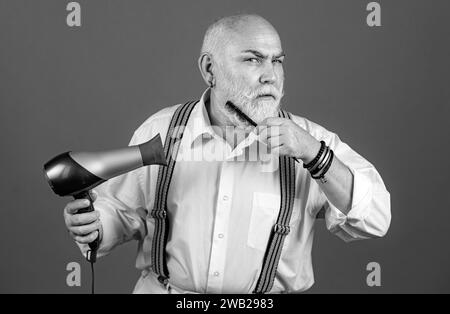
73;190;99;263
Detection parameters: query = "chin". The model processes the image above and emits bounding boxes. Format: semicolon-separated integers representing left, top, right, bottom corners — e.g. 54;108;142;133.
252;99;280;119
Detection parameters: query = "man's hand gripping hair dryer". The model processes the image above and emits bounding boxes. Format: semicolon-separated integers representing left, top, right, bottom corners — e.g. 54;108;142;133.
43;133;167;263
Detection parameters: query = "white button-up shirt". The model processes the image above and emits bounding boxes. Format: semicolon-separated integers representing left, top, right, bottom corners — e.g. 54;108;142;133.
79;89;391;294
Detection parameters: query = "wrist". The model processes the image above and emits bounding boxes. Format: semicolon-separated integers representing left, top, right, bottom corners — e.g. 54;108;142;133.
300;138;321;164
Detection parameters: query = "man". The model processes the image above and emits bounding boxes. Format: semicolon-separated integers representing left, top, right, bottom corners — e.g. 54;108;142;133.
63;14;391;293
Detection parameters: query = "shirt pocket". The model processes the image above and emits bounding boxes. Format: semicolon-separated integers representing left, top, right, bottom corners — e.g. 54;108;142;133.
247;192;302;252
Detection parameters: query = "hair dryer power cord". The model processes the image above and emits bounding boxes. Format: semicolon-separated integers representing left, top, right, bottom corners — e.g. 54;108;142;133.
87;250;95;294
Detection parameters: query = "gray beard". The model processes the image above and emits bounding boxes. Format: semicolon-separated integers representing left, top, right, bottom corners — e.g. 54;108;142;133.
217;70;284;127
228;92;281;125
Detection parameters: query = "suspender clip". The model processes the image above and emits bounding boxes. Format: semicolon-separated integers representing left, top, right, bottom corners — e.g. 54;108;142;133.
274;223;290;235
158;275;169;286
151;208;167;219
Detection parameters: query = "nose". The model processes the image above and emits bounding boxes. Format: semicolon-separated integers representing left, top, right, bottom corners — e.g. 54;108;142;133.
259;63;277;85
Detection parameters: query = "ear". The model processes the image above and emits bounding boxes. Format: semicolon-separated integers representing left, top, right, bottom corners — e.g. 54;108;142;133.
198;52;215;87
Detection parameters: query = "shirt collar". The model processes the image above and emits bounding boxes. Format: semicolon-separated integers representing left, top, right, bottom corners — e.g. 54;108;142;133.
185;88;216;147
184;88;271;161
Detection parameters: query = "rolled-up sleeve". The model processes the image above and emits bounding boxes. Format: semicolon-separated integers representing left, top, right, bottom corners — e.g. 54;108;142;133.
77;129;150;258
313;126;391;242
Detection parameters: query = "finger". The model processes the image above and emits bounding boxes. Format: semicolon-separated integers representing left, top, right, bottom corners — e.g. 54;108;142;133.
65;199;91;215
68;210;100;227
267;126;282;139
267;135;284;150
73;230;99;245
258;127;282;145
69;220;101;236
89;190;98;202
271;145;287;158
260;117;287;126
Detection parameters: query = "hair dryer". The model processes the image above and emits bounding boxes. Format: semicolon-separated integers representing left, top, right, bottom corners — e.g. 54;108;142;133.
43;133;167;263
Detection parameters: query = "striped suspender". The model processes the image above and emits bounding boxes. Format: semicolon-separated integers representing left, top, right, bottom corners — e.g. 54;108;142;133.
151;103;296;292
151;100;198;284
253;109;297;294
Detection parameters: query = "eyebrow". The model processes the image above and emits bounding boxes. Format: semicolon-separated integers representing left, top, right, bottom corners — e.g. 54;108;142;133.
241;49;285;59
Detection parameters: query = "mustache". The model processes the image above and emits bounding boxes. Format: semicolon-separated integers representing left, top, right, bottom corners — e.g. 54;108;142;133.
242;87;283;100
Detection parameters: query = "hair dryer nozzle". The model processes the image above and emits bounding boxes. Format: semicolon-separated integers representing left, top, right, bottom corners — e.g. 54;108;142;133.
43;152;105;197
138;133;167;166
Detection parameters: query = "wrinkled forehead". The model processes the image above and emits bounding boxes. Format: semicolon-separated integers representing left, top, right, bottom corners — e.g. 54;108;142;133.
223;22;283;57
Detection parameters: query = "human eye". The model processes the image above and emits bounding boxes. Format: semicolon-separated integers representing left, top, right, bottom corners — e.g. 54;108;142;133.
246;57;261;64
273;58;284;64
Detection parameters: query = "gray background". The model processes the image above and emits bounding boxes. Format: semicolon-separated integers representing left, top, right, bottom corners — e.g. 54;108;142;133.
0;0;449;293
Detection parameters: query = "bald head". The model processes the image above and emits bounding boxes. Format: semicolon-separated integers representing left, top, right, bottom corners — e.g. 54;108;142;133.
201;14;281;59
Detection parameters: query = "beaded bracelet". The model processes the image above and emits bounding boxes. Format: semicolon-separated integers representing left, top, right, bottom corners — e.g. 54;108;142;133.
312;149;334;182
303;141;325;169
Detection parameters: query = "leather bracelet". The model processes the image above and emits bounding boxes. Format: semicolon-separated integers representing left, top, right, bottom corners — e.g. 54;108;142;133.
310;147;330;176
312;149;334;179
309;146;329;174
311;149;331;177
303;141;325;169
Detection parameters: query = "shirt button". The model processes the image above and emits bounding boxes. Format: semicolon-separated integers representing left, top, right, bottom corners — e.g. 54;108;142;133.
213;271;220;277
218;233;224;239
222;195;229;201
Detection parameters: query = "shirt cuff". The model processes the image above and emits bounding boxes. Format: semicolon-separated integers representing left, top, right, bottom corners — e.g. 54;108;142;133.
325;165;374;237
